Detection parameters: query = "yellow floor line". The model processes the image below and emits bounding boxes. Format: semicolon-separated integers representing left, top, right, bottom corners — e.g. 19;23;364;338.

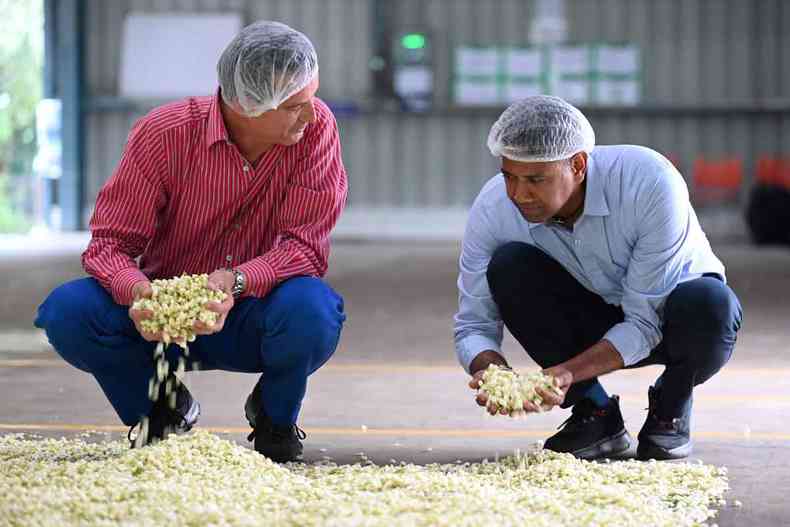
1;423;789;441
0;359;64;367
1;359;788;378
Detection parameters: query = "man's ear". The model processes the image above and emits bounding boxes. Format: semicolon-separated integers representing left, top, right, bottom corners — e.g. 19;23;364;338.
571;152;588;182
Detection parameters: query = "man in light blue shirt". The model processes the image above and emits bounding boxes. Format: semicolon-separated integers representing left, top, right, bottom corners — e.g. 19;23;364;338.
456;96;742;460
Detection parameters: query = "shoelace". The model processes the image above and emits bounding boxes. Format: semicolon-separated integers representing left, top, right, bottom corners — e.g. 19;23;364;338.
643;399;682;432
556;405;608;431
247;424;306;443
644;411;682;431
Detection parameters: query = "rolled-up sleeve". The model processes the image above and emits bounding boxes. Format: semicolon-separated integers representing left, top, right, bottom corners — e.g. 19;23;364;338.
604;170;692;366
454;200;505;373
81;118;166;306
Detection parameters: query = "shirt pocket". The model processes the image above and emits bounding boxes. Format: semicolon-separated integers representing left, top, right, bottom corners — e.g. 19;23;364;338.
278;184;331;229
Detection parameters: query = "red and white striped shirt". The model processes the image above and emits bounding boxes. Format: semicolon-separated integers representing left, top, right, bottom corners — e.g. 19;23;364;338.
82;93;347;306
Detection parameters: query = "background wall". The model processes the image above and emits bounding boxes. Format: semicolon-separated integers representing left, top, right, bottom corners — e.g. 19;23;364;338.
79;0;790;237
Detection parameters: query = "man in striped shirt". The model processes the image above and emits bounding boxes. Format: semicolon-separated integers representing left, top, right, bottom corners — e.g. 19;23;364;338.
35;21;347;462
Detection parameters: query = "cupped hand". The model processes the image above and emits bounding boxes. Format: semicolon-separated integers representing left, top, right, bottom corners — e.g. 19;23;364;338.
192;269;235;335
128;280;164;342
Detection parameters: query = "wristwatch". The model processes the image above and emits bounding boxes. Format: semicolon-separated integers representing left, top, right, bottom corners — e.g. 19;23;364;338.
230;269;246;299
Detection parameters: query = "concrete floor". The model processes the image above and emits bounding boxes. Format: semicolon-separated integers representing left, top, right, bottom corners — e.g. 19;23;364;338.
1;236;789;526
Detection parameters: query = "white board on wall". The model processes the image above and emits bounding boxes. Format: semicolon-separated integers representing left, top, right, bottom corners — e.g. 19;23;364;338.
119;13;242;98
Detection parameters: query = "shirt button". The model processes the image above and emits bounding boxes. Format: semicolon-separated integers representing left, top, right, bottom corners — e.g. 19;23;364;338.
574;239;581;247
233;223;240;230
243;165;250;172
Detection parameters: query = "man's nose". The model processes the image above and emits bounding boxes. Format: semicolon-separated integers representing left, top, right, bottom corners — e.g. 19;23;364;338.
301;100;317;123
513;181;535;203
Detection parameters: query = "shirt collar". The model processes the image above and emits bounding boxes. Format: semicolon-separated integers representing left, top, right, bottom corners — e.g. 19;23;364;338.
524;151;609;230
582;154;610;217
205;88;231;148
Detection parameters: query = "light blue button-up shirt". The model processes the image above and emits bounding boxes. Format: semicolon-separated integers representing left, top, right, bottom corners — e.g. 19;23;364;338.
454;145;725;373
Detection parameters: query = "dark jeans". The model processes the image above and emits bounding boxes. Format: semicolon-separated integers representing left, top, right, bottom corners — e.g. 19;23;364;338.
486;242;742;417
35;276;345;426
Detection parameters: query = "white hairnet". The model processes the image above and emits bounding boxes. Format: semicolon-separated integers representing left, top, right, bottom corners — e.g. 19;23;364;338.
217;21;318;117
487;95;595;162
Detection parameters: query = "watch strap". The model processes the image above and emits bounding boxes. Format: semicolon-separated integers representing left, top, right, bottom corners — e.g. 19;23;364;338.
231;269;246;298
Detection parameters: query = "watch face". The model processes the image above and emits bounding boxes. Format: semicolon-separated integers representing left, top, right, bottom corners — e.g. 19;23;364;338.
232;271;244;297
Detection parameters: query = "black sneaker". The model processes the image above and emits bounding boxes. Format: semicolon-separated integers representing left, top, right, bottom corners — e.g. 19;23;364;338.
128;377;200;448
244;377;263;429
243;377;305;462
247;409;306;463
544;395;633;460
637;385;693;460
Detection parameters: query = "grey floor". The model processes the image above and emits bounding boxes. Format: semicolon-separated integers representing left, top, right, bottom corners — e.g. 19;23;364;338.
1;236;789;526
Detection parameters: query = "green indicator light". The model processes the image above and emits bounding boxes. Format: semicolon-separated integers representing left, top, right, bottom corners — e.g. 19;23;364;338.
401;33;426;50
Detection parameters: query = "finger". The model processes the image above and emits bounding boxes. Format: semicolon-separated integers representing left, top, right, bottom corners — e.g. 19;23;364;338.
535;387;553;403
132;285;153;301
208;281;231;300
206;278;223;291
523;400;541;413
213;314;227;332
487;402;498;415
499;407;509;416
537;387;563;406
545;372;571;392
220;294;234;311
203;298;229;314
132;319;159;340
140;330;163;342
133;287;151;300
476;392;489;406
205;296;232;314
193;313;226;335
195;316;223;335
192;325;212;336
129;308;154;322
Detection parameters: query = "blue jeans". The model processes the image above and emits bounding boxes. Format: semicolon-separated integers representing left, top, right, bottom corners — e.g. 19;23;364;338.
34;276;345;426
486;242;743;417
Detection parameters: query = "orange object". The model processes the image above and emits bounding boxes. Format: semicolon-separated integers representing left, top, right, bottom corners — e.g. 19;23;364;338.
692;158;743;204
756;157;790;188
